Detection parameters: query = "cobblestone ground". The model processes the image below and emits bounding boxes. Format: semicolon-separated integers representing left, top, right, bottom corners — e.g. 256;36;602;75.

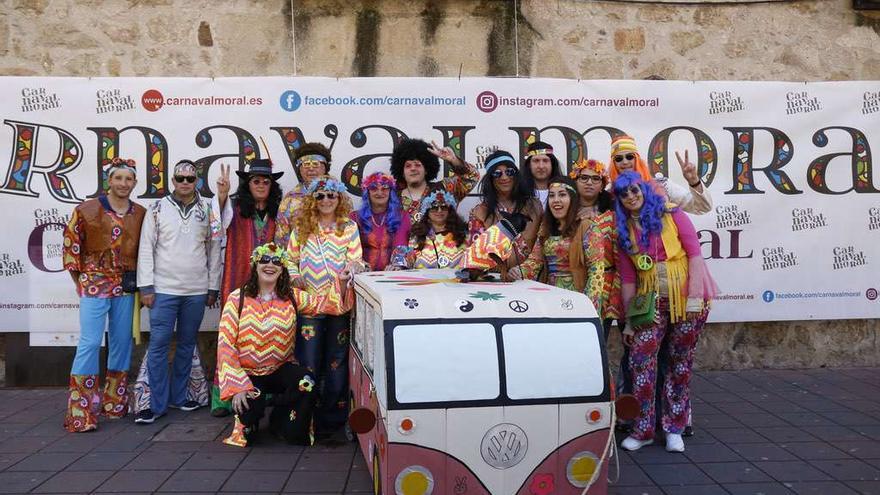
0;368;877;494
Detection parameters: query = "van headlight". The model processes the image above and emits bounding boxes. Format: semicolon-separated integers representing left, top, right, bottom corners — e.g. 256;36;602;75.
395;465;434;495
566;451;599;487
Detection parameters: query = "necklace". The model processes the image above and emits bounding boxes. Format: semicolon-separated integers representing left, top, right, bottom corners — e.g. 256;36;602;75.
371;212;386;228
258;291;275;302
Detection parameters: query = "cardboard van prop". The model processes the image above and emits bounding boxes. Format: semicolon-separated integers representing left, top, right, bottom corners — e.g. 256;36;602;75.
347;269;636;495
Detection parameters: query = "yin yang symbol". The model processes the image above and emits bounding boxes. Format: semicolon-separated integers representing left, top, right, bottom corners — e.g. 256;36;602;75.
457;299;474;312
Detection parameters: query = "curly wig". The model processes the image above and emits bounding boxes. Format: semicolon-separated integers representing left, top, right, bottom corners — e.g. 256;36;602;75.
293;142;332;183
357;173;403;235
293;175;353;242
410;204;468;251
541;176;581;239
390;138;440;185
613;171;674;254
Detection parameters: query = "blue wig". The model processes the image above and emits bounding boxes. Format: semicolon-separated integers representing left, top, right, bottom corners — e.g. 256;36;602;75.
357;184;403;235
613;171;672;254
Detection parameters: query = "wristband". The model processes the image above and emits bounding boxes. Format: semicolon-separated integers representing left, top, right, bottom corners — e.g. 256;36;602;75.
688;179;702;188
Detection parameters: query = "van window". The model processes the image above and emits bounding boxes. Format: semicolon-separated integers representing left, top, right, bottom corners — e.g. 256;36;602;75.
502;322;604;400
392;323;500;403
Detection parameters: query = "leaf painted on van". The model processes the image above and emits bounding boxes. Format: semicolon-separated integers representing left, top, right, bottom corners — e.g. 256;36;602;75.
468;291;505;301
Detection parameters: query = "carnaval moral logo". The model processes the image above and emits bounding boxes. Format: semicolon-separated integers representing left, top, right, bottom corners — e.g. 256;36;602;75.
21;87;60;112
708;90;744;115
869;207;880;231
0;253;25;277
715;204;751;229
832;246;867;270
96;89;135;114
280;90;302;112
862;90;879;116
791;207;827;232
785;90;822;116
761;246;797;271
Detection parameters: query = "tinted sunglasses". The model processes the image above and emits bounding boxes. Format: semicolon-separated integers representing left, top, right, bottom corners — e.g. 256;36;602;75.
428;205;448;212
367;184;391;191
258;255;283;266
299;160;326;169
250;177;271;186
490;168;518;178
613;153;636;163
618;185;642;199
314;192;338;201
174;175;197;183
577;174;603;184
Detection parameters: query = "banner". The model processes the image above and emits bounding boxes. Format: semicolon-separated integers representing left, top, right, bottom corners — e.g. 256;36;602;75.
0;76;878;333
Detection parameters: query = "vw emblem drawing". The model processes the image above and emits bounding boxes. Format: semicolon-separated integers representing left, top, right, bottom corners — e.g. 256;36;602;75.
480;423;528;469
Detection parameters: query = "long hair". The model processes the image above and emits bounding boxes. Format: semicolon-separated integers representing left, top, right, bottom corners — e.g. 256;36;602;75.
390;138;441;184
234;178;282;219
239;264;296;306
293;190;353;241
522;141;561;191
410;205;468;250
357;185;403;235
478;150;532;223
613;171;670;254
541;176;581;238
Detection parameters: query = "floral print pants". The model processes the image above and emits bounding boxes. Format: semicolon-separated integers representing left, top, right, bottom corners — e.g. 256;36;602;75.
628;296;708;440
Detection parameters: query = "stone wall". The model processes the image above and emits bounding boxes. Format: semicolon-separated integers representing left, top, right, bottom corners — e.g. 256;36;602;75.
1;0;878;376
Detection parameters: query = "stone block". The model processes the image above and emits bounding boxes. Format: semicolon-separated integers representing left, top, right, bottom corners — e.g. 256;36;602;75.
614;27;645;54
39;23;99;48
671;31;705;56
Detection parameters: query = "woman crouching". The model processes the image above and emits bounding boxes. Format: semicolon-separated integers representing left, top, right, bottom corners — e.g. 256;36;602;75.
217;243;328;447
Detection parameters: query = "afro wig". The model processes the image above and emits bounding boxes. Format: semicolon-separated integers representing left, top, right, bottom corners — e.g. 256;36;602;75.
390;138;441;185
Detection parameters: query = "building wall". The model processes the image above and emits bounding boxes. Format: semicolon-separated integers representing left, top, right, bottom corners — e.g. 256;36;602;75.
1;0;878;376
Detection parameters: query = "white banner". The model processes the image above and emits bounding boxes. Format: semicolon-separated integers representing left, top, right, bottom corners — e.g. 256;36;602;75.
0;76;878;332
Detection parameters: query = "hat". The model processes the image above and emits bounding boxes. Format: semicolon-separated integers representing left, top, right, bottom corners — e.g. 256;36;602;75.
419;189;457;218
235;158;283;180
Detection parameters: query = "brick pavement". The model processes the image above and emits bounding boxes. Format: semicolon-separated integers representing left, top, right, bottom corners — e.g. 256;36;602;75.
0;368;876;494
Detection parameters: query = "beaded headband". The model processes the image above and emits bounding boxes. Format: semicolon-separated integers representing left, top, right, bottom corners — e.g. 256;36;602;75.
107;157;137;178
362;172;396;190
419;189;457;218
307;176;347;194
525;146;554;158
296;154;328;166
549;181;577;194
173;160;197;176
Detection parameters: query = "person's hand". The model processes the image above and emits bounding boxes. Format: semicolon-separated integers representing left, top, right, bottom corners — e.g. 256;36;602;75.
338;268;352;282
686;311;702;320
427;140;461;166
385;264;403;271
216;163;231;208
577;208;597;222
623;333;635;347
206;292;218;307
675;150;700;188
141;293;155;308
231;391;249;415
291;276;307;290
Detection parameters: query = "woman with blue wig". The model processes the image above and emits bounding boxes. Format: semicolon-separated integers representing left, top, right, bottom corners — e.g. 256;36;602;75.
613;171;718;454
351;172;411;271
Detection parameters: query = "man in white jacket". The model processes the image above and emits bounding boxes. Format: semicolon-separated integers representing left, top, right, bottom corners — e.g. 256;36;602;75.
135;159;222;424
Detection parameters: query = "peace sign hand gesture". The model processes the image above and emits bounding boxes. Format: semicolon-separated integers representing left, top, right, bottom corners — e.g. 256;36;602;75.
217;163;231;208
427;140;462;167
675;150;701;189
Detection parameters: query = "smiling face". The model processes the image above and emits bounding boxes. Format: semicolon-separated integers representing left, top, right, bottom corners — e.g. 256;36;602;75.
107;169;136;201
314;191;340;217
576;170;604;202
427;204;449;229
368;185;390;210
256;257;283;286
547;184;572;220
619;184;645;212
529;155;553;182
403;160;426;186
491;164;517;195
613;152;637;173
299;160;326;184
249;175;271;202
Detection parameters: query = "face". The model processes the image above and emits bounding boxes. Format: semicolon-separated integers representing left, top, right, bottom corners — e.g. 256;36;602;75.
107;170;136;200
256;256;283;285
404;159;426;185
314;191;339;216
613;152;637;173
529;155;553;181
618;183;645;212
248;175;271;202
547;184;571;220
299;160;326;183
172;170;197;196
368;185;390;209
491;164;517;194
576;170;604;200
427;204;449;226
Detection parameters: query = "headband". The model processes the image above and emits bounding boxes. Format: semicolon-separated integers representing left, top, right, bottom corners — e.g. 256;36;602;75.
484;154;517;172
296;154;328;166
550;182;577;194
525;146;554;158
107;157;137;178
250;243;293;270
173;160;196;176
362;172;396;190
419;190;457;218
306;176;347;194
569;159;607;179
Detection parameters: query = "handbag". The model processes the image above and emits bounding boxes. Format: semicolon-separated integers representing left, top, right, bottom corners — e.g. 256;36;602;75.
627;291;656;328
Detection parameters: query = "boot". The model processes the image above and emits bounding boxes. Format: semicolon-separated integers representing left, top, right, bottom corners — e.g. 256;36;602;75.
64;375;99;433
101;370;129;419
223;415;249;447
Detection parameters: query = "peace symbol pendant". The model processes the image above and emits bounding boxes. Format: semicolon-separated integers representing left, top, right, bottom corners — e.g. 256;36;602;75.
437;255;450;268
412;211;422;223
636;254;654;271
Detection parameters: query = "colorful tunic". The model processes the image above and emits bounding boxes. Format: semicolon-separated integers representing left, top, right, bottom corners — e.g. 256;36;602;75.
274;184;307;247
286;220;364;315
216;197;277;302
398;231;467;269
216;288;325;400
467;201;538;272
350;211;411;271
399;165;479;225
577;211;623;320
515;235;578;290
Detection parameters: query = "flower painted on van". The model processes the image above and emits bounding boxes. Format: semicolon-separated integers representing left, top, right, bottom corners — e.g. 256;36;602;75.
404;298;419;309
468;291;505;301
528;473;555;495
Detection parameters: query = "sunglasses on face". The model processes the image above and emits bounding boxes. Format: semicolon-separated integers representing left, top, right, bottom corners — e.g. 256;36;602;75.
258;255;283;266
174;175;197;184
428;205;448;212
299;160;325;170
614;153;636;163
618;185;642;199
314;192;338;201
250;177;271;186
490;168;518;179
368;185;391;191
577;174;603;184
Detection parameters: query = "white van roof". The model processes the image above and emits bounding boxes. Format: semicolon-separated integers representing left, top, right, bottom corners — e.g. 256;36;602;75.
353;269;599;321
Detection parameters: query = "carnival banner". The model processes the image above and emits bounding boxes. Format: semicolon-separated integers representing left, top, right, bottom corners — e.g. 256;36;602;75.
0;76;878;334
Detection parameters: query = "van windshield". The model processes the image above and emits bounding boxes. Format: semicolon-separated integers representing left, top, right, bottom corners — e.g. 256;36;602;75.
392;323;500;404
502;321;605;400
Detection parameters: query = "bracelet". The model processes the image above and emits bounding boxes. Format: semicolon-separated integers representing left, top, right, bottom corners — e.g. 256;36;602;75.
688;179;702;188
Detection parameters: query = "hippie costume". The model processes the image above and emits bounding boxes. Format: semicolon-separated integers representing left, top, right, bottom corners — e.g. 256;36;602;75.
275;143;332;246
350;172;411;271
393;190;469;270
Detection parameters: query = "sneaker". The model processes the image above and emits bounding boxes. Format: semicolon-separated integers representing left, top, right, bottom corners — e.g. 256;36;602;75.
134;409;162;424
683;425;694;437
170;401;202;412
665;433;685;453
620;436;653;451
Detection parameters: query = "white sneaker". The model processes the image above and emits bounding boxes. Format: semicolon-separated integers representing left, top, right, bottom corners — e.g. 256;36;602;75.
665;433;685;453
621;436;653;451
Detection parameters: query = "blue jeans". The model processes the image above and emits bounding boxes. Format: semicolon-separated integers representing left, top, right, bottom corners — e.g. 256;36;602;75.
147;293;206;415
71;295;134;375
295;313;350;435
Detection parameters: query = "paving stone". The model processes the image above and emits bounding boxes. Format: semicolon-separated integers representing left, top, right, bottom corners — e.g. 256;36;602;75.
181;451;246;470
775;413;835;427
825;412;880;427
20;422;69;438
699;461;774;484
64;451;137;471
124;451;194;470
608;487;664;495
845;480;880;495
736;413;791;427
32;470;114;493
705;427;768;444
144;441;205;453
0;452;28;471
344;468;372;492
753;461;833;482
837;441;880;459
694;414;745;428
45;435;105;453
8;453;82;471
284;470;348;492
0;436;56;453
722;482;796;494
851;425;880;441
96;469;173;492
222;470;290;492
684;442;744;463
153;422;227;442
239;451;301;471
786;481;860;494
781;441;853;460
729;443;800;462
0;471;55;493
615;463;654;486
661;485;729;495
754;427;819;443
295;453;354;472
641;463;714;485
808;459;880;481
804;426;869;442
626;444;693;464
157;469;231;492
